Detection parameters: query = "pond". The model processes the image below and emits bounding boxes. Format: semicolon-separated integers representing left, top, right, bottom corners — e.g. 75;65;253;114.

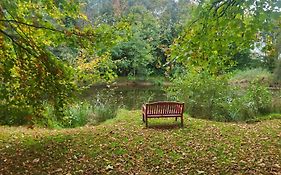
82;84;281;112
82;85;169;110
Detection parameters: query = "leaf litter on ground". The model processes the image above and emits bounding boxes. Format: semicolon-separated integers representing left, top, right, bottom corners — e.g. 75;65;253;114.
0;110;280;174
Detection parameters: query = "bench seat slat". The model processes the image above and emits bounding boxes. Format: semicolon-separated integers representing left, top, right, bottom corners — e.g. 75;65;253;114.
147;114;182;117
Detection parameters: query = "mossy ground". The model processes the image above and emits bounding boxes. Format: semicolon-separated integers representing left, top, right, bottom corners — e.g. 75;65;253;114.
0;110;280;174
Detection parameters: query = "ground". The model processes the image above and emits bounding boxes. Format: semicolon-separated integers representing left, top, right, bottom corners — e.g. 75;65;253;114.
0;110;280;175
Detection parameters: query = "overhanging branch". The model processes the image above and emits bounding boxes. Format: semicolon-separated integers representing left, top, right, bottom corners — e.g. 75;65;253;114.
0;19;66;34
0;28;39;58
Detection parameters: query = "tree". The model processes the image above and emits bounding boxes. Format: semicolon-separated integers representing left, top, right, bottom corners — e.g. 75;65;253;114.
110;5;160;77
111;34;153;77
83;0;194;76
113;0;121;17
169;0;281;75
0;0;96;124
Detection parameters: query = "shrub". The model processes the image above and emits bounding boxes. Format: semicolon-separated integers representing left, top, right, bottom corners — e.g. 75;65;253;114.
167;71;274;122
227;83;272;121
92;104;118;123
167;72;230;120
61;102;93;128
34;102;93;128
35;104;60;129
0;105;33;126
87;91;119;124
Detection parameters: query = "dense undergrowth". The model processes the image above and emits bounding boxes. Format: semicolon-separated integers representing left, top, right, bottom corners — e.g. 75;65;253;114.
168;69;281;122
0;100;118;129
0;110;280;174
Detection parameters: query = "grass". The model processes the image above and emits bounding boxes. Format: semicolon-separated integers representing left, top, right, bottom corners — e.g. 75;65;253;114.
0;110;280;174
230;68;273;85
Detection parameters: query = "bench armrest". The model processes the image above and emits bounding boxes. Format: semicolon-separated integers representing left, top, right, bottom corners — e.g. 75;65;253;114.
142;104;146;113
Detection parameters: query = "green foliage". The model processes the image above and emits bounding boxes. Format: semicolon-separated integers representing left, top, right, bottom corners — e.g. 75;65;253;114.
92;104;118;124
110;6;162;77
166;0;279;122
89;96;119;124
34;102;93;128
227;83;272;121
168;72;230;120
0;0;122;125
167;72;274;122
0;107;32;126
26;99;121;128
86;1;193;77
232;51;264;70
73;21;132;86
39;104;61;129
169;0;280;75
61;102;92;128
111;35;153;76
272;90;281;113
0;0;87;123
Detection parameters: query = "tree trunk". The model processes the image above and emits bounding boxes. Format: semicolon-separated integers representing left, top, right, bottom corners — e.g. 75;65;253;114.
0;6;4;46
113;0;121;17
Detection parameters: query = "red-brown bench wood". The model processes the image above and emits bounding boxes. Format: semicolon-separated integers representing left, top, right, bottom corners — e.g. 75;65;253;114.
142;101;184;127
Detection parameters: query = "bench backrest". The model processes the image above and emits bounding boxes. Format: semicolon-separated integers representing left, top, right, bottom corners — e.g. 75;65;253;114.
145;102;184;115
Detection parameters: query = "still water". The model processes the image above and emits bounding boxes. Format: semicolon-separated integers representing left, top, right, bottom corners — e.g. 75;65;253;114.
82;85;169;110
82;84;280;111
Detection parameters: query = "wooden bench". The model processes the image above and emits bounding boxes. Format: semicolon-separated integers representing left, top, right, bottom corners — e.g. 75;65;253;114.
142;101;184;127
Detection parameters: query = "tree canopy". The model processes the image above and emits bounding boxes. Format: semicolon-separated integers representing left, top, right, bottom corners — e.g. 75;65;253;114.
170;0;281;75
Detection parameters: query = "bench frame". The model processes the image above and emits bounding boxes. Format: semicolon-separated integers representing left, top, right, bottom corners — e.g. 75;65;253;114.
142;101;184;127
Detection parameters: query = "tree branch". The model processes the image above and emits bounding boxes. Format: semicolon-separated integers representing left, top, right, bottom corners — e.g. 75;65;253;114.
0;19;66;34
4;10;40;47
0;28;39;58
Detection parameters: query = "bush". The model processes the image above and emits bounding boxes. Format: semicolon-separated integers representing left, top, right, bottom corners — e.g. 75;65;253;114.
86;91;119;125
167;72;231;121
0;94;119;128
35;105;60;129
227;83;272;121
33;102;93;128
0;105;33;126
61;102;92;128
167;71;274;122
92;104;118;123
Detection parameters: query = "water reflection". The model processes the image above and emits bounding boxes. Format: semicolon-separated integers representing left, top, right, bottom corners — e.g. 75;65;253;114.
82;85;168;110
82;85;280;112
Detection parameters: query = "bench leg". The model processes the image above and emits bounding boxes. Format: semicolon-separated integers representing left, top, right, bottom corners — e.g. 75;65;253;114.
175;117;177;121
146;118;148;127
142;114;145;123
181;115;184;128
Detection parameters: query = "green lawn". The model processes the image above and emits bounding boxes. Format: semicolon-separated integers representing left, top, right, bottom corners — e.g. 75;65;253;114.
0;110;280;174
